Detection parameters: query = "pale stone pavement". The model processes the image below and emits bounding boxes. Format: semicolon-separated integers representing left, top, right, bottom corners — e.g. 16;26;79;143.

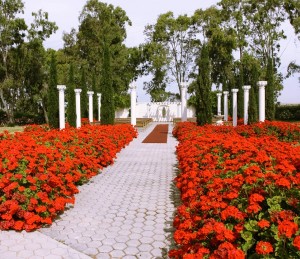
0;122;178;259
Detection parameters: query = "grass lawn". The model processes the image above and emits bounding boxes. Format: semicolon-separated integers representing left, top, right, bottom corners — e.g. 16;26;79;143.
0;126;25;134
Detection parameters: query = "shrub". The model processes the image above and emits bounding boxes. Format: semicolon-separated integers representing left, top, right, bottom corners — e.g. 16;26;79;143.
275;104;300;121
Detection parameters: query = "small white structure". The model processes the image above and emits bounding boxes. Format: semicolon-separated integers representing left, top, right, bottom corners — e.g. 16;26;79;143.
217;92;222;116
74;89;82;128
115;102;195;122
97;93;101;121
223;91;229;121
57;85;66;130
129;82;137;126
243;85;251;125
87;91;94;123
258;81;267;122
231;89;239;127
180;82;188;122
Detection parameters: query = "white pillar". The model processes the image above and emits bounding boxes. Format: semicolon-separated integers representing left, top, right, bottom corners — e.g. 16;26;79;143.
217;92;222;116
97;93;101;122
74;89;82;128
87;91;94;123
180;82;188;121
242;85;251;125
129;82;136;126
223;91;229;121
57;85;66;130
258;81;267;122
231;89;239;127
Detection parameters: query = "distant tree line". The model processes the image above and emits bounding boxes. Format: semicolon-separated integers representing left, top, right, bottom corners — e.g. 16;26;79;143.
0;0;299;127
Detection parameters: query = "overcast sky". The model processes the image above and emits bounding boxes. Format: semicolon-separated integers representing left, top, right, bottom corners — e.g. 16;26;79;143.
22;0;300;104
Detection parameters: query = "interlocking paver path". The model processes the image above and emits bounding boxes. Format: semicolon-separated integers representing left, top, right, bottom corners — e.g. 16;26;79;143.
0;122;177;259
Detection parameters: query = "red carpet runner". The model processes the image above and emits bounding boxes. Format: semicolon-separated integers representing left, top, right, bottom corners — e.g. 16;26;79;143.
142;124;169;143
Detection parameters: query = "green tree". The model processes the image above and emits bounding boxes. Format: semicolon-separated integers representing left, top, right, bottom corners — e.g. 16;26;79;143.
92;73;98;116
67;63;76;127
80;67;88;118
266;57;276;120
241;53;260;124
144;12;197;97
284;0;300;36
0;0;27;123
100;43;114;125
47;52;59;128
195;44;212;125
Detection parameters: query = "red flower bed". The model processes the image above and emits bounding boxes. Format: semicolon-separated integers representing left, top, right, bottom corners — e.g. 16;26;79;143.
170;121;300;258
0;124;137;231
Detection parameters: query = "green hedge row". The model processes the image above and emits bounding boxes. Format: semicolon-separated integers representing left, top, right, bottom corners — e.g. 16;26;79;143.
275;104;300;121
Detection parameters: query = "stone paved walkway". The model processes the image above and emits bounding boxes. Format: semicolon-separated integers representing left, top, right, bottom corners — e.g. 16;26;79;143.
0;122;178;259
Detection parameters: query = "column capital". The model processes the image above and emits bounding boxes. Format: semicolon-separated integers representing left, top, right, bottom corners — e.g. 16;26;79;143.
97;93;101;98
87;91;94;96
223;91;229;95
74;89;82;94
180;81;188;89
257;81;267;88
217;92;222;97
231;88;239;93
57;85;66;91
129;82;136;90
242;85;251;91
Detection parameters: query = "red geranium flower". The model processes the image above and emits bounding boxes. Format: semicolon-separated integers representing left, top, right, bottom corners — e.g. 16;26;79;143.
293;236;300;250
278;220;298;238
255;241;274;255
258;219;270;229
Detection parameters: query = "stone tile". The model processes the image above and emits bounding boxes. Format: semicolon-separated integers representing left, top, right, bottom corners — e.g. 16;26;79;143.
126;239;141;247
124;246;140;255
98;245;113;253
110;249;125;258
138;244;154;252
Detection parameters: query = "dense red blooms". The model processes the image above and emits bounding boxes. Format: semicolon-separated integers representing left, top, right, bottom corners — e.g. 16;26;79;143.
293;236;300;250
0;123;137;231
170;121;300;258
258;219;270;229
278;220;298;238
255;241;274;255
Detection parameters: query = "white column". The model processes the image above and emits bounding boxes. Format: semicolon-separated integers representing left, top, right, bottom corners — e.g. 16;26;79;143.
57;85;66;130
231;89;239;127
258;81;267;122
87;91;94;123
242;85;251;125
129;82;137;126
74;89;82;128
180;82;188;122
223;91;229;121
217;92;222;116
97;93;101;122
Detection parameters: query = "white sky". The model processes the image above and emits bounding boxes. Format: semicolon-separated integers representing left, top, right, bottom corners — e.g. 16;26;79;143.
22;0;300;104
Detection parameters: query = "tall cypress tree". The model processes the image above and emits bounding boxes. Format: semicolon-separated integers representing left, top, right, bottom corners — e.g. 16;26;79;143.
67;63;76;127
47;52;59;128
248;61;259;124
195;44;212;126
80;67;89;119
237;62;244;119
265;57;275;120
92;73;98;116
100;43;114;125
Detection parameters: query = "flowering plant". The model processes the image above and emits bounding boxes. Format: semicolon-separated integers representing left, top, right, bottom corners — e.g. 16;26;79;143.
0;124;137;231
170;121;300;258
